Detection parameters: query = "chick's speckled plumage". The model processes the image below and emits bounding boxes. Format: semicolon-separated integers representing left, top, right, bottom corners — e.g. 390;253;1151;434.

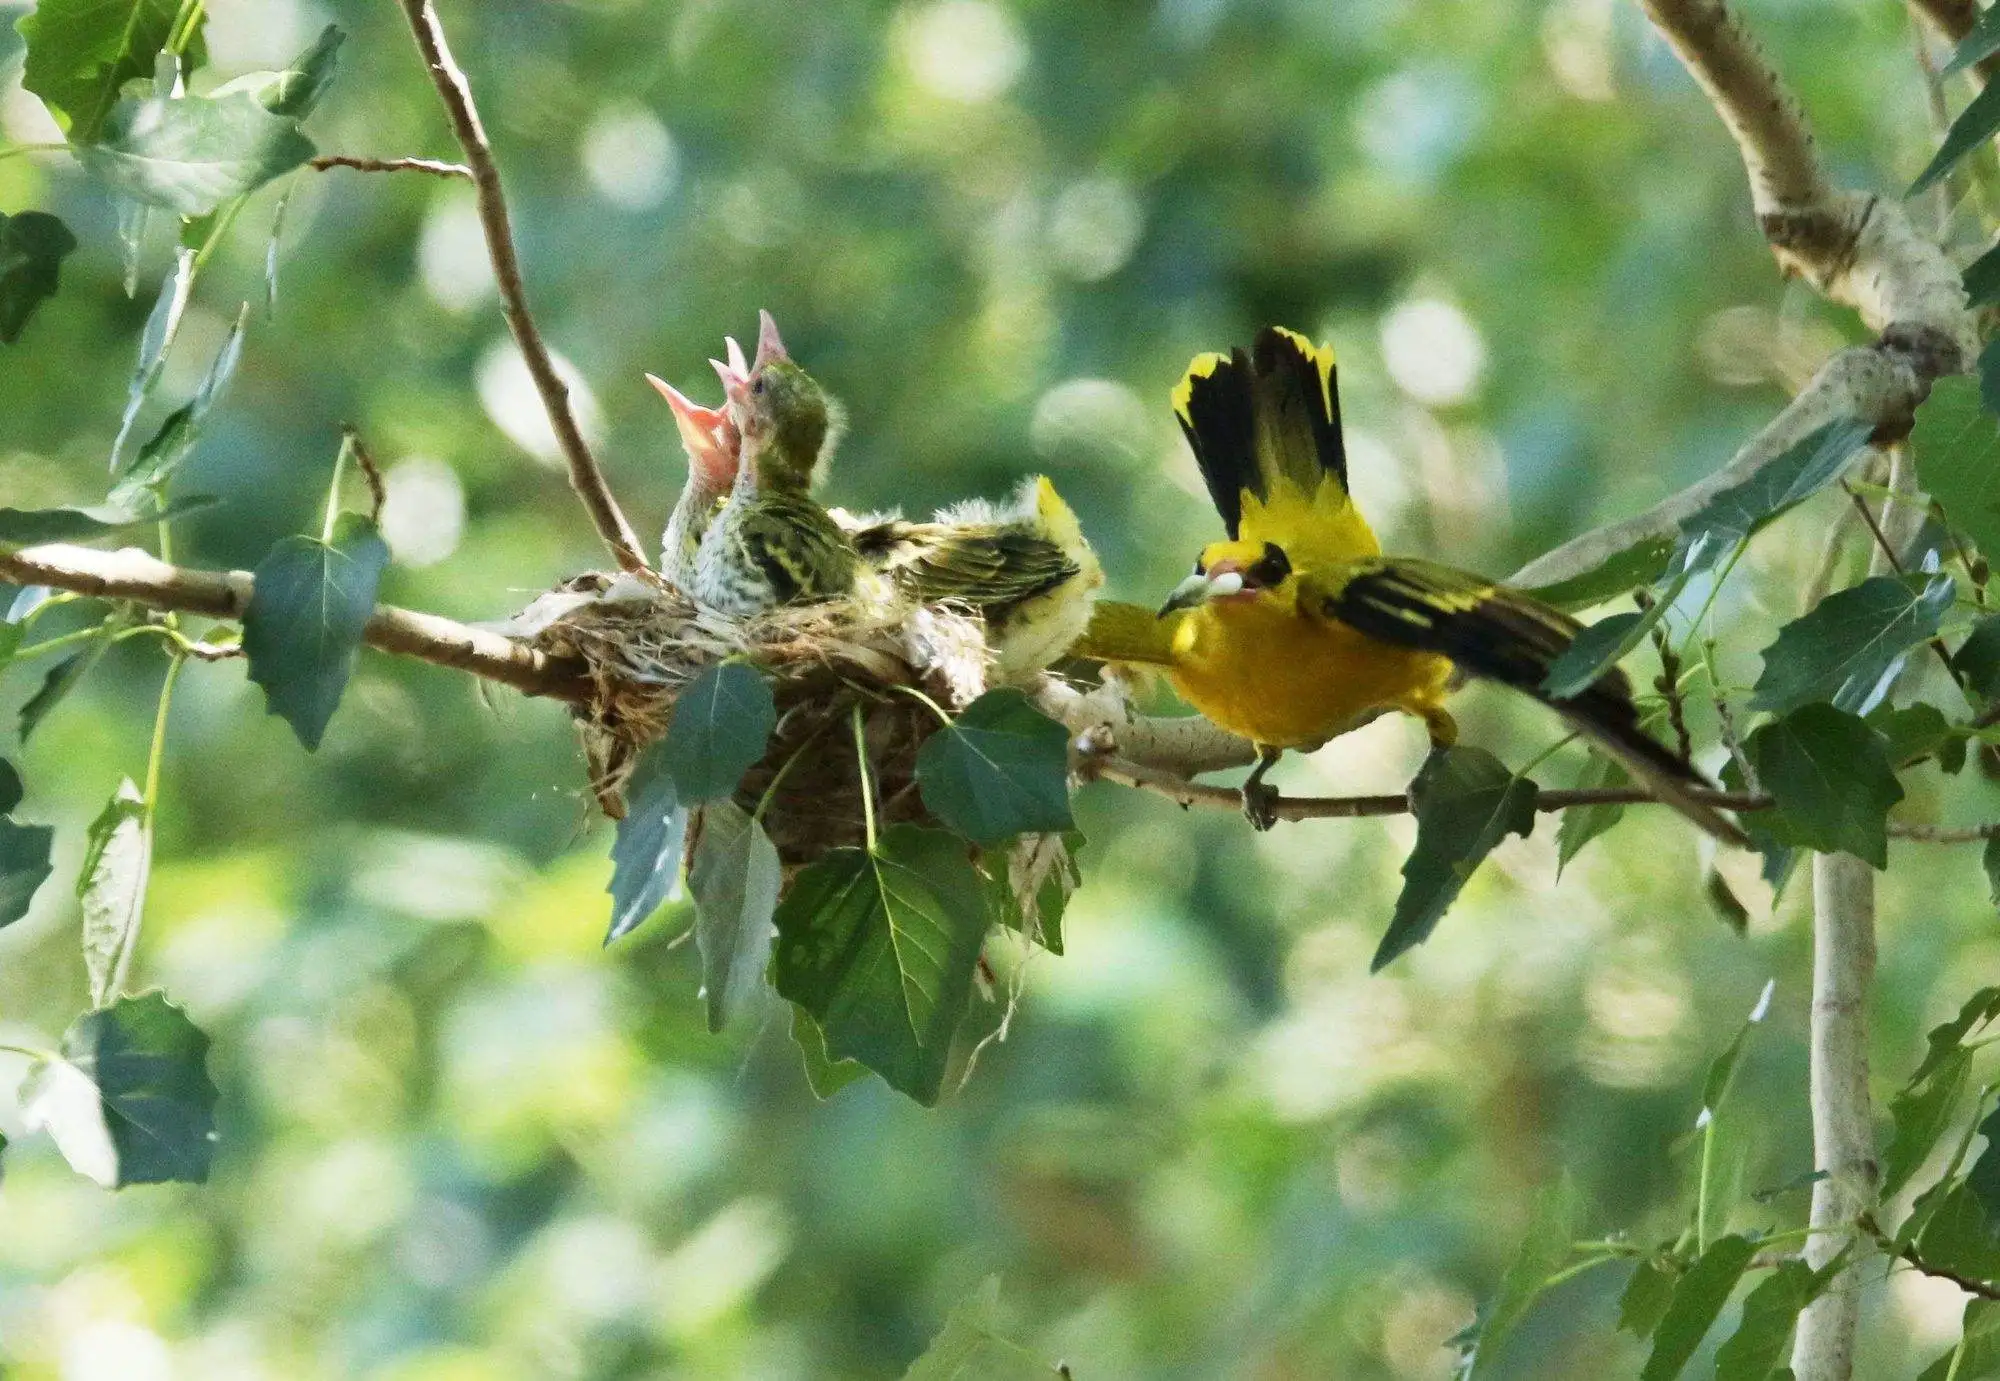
691;314;866;616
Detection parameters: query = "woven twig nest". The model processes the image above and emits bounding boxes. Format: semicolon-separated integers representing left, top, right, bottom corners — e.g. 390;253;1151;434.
504;571;1022;867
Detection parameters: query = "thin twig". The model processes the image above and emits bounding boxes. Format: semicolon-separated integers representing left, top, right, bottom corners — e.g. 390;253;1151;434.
393;0;649;573
343;424;388;525
308;154;472;180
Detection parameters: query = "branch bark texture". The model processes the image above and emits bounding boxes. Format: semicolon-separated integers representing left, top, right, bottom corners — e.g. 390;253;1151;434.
394;0;650;573
0;543;593;704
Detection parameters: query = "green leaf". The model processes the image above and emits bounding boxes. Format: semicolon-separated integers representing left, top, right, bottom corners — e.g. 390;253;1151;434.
1750;574;1955;716
242;515;389;751
1915;989;2000;1086
1713;1260;1814;1381
1674;418;1875;566
605;747;687;945
791;1004;866;1100
1870;703;1956;768
1557;753;1629;874
1917;1186;2000;1283
1542;609;1651;700
1884;1047;1974;1201
1969;241;2000;310
688;801;781;1032
1463;1177;1579;1379
1915;377;2000;561
1947;5;2000;77
0;493;217;545
75;90;315;218
0;210;80;345
1518;533;1674;611
209;24;344;119
0;817;55;929
1960;617;2000;705
16;0;202;141
1744;704;1904;868
904;1277;1054;1381
1374;747;1537;972
0;758;22;816
1916;1298;2000;1381
21;649;89;740
773;824;990;1105
916;688;1076;846
1913;79;2000;195
20;992;217;1187
110;247;194;465
77;779;151;1010
1640;1233;1757;1381
1966;1105;2000;1226
1701;980;1775;1123
662;661;776;804
110;301;247;505
1618;1256;1681;1340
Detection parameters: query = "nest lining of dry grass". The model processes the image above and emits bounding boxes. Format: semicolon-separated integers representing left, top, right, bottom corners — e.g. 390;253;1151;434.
505;572;1074;889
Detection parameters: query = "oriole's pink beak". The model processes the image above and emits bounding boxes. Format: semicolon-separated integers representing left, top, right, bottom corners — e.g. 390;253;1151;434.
710;333;753;408
753;309;789;369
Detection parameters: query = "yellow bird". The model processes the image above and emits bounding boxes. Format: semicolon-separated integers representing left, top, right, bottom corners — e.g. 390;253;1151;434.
842;475;1105;681
1080;326;1744;844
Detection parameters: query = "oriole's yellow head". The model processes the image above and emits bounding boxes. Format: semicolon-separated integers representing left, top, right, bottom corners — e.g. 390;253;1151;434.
1159;538;1295;616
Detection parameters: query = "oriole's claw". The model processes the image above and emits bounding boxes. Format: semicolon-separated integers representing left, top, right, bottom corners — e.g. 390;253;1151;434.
1241;779;1281;831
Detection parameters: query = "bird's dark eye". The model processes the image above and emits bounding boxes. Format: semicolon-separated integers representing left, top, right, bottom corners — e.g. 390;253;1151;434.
1251;543;1291;585
751;376;767;396
1192;557;1207;576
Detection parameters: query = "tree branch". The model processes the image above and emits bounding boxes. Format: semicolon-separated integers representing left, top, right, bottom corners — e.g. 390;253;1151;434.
393;0;650;574
1515;0;1972;594
0;543;593;704
308;154;472;180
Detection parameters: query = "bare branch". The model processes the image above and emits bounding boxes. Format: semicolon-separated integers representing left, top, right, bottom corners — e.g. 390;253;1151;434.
393;0;650;574
1636;0;1829;215
308;154;472;180
0;543;592;704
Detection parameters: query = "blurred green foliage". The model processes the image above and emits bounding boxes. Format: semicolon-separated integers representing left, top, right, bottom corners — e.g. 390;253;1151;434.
1;0;1997;1376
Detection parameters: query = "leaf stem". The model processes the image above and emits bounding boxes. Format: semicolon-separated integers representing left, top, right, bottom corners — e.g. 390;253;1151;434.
0;1042;57;1063
322;431;355;545
166;0;206;56
143;654;185;812
852;703;878;851
890;682;954;726
1697;1113;1718;1251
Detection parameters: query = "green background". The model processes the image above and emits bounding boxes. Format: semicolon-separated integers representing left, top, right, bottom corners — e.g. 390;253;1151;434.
0;0;1989;1375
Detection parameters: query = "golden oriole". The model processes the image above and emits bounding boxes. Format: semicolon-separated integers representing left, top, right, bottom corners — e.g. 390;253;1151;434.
1080;326;1744;845
647;337;742;593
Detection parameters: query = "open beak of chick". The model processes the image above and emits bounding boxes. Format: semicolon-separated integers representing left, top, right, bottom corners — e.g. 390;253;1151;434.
646;371;738;486
753;309;789;370
1158;560;1251;617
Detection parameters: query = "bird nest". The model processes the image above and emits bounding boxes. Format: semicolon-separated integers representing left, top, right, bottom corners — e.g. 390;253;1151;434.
503;571;1022;868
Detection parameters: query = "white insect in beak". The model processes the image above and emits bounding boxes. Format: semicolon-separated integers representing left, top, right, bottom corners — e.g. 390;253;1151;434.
1208;571;1245;597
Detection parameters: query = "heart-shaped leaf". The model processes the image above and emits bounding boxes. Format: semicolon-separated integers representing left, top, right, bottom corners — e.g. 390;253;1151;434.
242;514;389;750
75;90;315;218
1375;747;1537;971
20;991;217;1187
17;0;203;141
915;688;1074;846
662;660;775;804
774;824;989;1104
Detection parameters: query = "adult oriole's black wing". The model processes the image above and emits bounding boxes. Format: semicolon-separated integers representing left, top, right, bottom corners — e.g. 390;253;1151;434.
1310;557;1748;847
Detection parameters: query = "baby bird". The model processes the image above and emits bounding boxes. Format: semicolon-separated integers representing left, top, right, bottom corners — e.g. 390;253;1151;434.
648;336;743;593
691;312;865;616
843;476;1104;680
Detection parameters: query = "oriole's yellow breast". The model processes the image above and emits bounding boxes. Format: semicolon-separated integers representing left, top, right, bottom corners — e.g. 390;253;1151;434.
1166;590;1451;750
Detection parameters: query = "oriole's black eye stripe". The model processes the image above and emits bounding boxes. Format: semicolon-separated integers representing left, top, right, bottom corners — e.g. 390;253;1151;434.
1250;543;1291;585
1193;557;1207;576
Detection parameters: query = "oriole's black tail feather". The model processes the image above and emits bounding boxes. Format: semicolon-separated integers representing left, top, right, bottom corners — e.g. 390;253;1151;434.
1320;558;1749;847
1173;327;1345;537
